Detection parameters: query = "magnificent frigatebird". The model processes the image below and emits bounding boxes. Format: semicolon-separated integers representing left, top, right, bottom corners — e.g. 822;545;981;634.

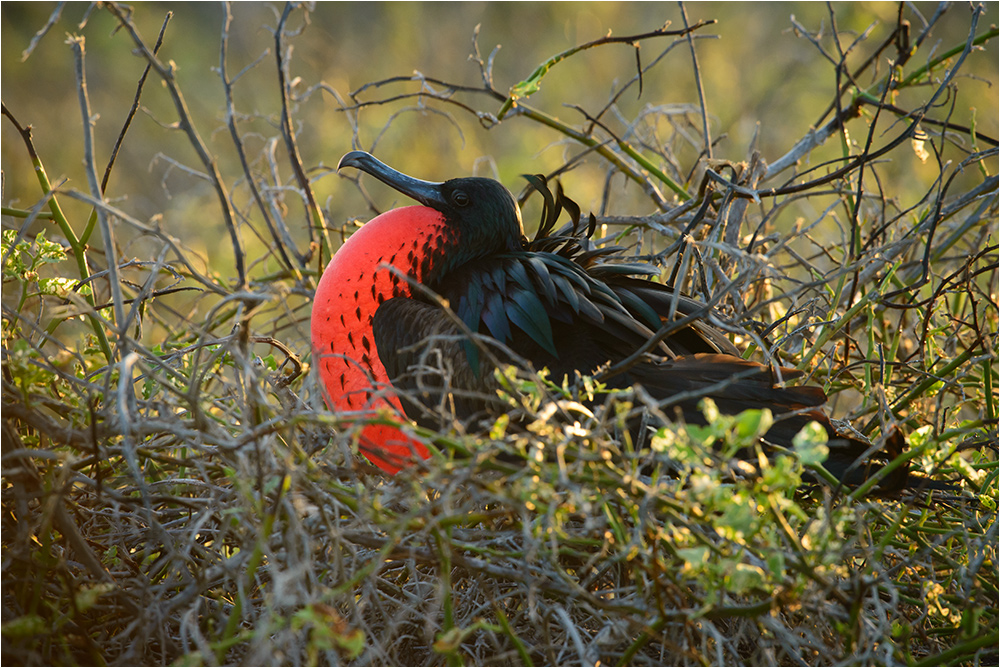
311;151;931;490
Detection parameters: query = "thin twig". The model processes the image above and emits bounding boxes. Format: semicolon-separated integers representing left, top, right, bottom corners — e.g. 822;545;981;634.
219;2;299;274
274;3;325;263
679;2;712;160
104;1;247;288
102;12;172;195
68;37;128;360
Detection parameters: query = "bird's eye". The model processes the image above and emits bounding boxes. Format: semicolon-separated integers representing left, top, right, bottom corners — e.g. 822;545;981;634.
451;191;470;207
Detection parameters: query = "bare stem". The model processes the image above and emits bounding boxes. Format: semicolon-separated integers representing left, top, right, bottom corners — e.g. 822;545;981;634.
104;1;247;288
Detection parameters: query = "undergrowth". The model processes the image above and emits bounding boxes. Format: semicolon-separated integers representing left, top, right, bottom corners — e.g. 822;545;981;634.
2;2;997;665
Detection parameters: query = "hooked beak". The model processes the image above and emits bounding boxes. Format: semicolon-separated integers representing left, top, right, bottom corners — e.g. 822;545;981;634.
338;151;447;209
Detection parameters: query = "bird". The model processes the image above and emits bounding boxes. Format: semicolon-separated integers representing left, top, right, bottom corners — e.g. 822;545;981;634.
311;150;939;491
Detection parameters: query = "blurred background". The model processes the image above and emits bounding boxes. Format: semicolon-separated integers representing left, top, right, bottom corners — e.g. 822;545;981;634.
2;1;997;351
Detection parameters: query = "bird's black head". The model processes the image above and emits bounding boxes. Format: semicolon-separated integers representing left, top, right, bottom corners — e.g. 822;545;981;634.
338;151;525;266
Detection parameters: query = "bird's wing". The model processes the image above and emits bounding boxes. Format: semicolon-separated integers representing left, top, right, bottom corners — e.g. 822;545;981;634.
599;275;742;357
373;251;732;424
442;250;739;374
371;296;508;431
376;269;919;493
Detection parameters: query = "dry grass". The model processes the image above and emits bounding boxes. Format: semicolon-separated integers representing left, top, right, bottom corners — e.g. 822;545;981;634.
2;2;997;665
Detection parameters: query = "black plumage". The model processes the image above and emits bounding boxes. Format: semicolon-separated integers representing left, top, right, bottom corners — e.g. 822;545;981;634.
339;151;949;492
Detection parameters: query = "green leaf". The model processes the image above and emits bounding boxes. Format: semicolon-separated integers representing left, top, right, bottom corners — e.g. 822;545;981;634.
74;583;115;613
509;76;543;100
33;230;68;264
677;546;709;573
792;421;829;466
260;353;278;371
1;614;48;638
37;276;77;298
490;413;509;440
728;562;767;594
734;408;773;442
699;397;720;423
766;551;786;579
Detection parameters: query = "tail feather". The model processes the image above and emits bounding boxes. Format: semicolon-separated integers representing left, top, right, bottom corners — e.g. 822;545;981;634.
623;353;957;494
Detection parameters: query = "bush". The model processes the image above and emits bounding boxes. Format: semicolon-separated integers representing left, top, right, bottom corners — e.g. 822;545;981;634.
2;2;997;665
